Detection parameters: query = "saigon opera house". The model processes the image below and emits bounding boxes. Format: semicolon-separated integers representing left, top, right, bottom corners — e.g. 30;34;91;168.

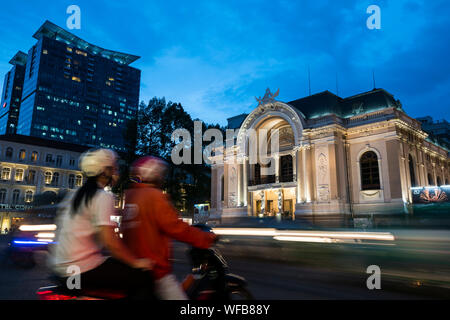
209;88;450;221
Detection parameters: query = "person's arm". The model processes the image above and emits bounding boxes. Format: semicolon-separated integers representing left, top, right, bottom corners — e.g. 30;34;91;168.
98;226;152;270
155;194;216;248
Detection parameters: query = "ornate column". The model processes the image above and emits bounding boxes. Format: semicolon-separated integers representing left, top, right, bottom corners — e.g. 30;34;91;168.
243;156;248;206
260;190;265;215
274;153;280;183
277;188;282;213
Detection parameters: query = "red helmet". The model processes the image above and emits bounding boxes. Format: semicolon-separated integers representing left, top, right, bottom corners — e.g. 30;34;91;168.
130;156;168;184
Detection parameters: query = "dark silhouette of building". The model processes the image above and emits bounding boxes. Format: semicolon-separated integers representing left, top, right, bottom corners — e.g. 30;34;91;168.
417;116;450;149
0;51;27;134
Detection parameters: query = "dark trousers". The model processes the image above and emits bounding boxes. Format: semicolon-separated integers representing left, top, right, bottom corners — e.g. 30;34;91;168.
59;258;155;300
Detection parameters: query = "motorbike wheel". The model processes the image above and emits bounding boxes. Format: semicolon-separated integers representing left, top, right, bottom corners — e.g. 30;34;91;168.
229;287;253;300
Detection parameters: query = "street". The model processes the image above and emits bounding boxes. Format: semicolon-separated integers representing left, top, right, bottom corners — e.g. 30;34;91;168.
0;236;438;300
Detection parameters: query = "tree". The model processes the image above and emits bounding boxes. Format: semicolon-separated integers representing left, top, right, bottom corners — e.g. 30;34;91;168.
123;96;224;214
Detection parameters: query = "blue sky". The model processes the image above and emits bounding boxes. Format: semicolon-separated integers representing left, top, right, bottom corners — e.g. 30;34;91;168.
0;0;449;125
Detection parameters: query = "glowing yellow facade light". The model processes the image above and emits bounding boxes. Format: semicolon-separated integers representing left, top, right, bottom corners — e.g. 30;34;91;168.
19;224;57;231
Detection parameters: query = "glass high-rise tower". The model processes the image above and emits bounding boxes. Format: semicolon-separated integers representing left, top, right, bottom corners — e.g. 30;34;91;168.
13;20;140;152
0;51;27;134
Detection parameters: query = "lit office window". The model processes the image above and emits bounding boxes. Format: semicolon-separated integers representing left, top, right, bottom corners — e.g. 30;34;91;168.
15;168;24;181
1;168;11;180
72;76;81;82
75;50;87;56
43;49;48;54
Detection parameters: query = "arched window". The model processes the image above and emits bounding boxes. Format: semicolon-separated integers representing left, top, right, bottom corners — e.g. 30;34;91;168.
68;174;75;189
428;173;433;186
254;163;261;185
12;190;20;205
280;155;293;182
0;189;6;204
75;175;83;187
45;154;53;164
18;149;26;161
27;170;36;184
15;168;24;181
409;155;416;187
437;176;442;186
44;171;52;184
31;151;38;163
360;151;380;190
1;167;11;180
25;190;33;203
5;147;13;159
51;172;59;186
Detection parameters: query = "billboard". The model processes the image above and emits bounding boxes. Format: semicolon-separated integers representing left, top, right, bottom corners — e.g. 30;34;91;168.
411;186;450;204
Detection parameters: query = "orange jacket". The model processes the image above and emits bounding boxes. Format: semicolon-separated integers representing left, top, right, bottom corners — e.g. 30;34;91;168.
121;183;215;279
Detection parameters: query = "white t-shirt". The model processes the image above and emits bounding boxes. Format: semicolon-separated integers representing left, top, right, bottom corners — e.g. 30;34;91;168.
49;190;115;276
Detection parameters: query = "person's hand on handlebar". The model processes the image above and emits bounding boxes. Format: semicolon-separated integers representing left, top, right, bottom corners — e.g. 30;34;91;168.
132;258;154;271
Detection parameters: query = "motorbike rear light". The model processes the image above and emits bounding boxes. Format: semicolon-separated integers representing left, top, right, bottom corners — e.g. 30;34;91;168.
37;290;76;300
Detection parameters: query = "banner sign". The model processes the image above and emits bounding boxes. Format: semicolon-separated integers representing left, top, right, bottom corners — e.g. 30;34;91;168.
411;186;450;204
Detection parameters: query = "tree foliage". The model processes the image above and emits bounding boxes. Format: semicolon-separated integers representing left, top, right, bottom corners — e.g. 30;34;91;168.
123;97;225;214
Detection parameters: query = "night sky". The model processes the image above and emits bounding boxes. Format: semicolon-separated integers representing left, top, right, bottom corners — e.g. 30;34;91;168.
0;0;448;125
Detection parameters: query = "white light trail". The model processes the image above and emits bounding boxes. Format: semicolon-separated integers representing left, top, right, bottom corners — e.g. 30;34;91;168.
212;228;395;243
19;224;57;231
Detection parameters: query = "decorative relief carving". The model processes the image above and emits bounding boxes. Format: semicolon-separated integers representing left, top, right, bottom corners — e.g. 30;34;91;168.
318;185;330;202
318;153;327;185
228;192;237;207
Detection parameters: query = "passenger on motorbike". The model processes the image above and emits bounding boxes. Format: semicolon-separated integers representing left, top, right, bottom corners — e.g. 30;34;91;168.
48;149;155;299
121;156;217;300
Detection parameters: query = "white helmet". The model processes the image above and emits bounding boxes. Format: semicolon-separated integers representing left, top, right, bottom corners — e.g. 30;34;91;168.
79;149;118;177
130;156;168;184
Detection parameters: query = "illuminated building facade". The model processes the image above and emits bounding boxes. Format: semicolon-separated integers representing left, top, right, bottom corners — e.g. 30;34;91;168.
0;134;88;233
3;20;141;152
210;89;450;219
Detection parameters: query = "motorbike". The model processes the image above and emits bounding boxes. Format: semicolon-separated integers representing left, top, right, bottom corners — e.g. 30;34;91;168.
36;225;252;300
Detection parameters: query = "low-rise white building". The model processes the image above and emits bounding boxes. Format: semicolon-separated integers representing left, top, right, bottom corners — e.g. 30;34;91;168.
0;134;88;232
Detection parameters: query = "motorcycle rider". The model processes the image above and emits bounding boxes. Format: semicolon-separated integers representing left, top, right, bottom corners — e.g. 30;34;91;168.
49;149;155;299
121;156;217;300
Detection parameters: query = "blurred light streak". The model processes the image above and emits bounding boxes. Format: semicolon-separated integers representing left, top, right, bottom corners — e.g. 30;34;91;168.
212;228;395;243
273;236;335;243
35;233;55;238
19;224;57;231
213;228;277;236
